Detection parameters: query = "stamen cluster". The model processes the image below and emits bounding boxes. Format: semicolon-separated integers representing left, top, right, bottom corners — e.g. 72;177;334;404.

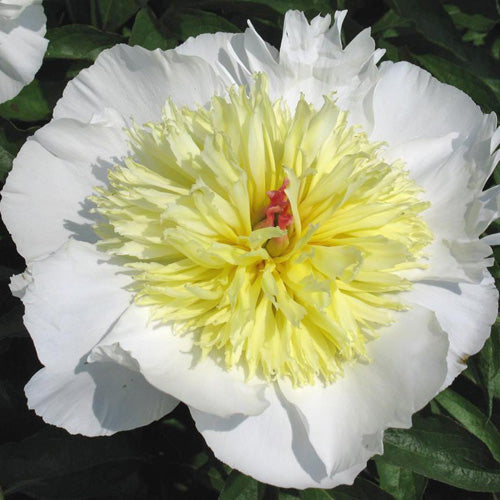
92;74;432;385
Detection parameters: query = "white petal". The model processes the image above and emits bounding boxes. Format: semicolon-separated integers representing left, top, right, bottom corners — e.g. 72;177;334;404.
192;306;447;488
88;304;269;418
20;239;177;436
0;0;38;20
25;363;178;436
406;278;498;386
9;269;31;298
370;61;484;145
369;64;498;248
368;66;498;283
0;117;128;262
0;3;47;103
404;146;471;240
191;385;338;489
278;10;382;112
370;64;497;227
53;44;227;126
279;305;448;479
176;24;279;89
21;240;132;370
482;233;500;246
404;237;493;285
470;185;500;236
175;32;247;86
382;126;497;245
237;21;281;85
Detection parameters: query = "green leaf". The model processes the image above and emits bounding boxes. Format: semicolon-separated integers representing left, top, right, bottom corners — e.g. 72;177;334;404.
0;304;26;340
467;325;500;416
0;79;60;122
46;25;124;60
375;458;427;500
130;8;176;50
60;1;92;25
387;0;467;60
447;0;500;21
492;37;500;60
444;4;498;34
490;324;500;378
301;490;336;500
414;53;500;113
386;0;499;87
169;9;240;41
191;0;330;16
0;118;28;156
0;427;147;498
240;0;331;15
203;464;227;492
376;39;404;62
0;265;18;281
300;478;392;500
0;378;36;443
218;470;262;499
382;414;500;491
495;372;500;399
91;0;146;31
436;388;500;462
372;9;412;36
189;451;228;492
462;30;488;47
279;491;300;500
0;380;19;417
0;142;13;181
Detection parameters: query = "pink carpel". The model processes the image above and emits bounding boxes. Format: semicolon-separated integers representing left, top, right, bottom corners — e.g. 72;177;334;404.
259;178;293;230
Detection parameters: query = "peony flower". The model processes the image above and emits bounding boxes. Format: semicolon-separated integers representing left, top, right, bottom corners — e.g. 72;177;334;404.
1;9;499;489
0;0;47;103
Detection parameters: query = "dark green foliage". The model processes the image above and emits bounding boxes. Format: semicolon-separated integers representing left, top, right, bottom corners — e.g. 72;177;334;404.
0;0;499;498
382;415;500;492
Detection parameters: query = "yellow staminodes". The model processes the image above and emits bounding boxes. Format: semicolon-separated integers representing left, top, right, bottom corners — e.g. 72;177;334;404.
92;74;432;386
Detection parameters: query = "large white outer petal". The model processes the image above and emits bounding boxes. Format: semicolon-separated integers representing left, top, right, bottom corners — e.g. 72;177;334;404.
88;304;269;419
192;306;448;488
21;240;133;369
369;62;493;236
53;44;227;125
20;239;178;435
0;116;129;262
362;60;499;385
406;277;498;386
25;364;178;437
191;385;342;489
0;1;47;103
368;61;499;248
369;61;486;143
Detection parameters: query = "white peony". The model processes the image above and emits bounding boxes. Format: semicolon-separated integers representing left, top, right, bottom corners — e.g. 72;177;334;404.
0;0;47;103
1;10;499;489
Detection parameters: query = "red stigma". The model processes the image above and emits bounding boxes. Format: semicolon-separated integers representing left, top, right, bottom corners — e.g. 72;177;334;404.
263;178;293;230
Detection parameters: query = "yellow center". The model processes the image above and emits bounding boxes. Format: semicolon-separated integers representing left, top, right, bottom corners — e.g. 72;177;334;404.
91;74;432;386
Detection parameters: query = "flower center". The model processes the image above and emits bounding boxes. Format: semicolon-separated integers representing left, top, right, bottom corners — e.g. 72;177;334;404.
255;178;293;256
91;74;432;386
